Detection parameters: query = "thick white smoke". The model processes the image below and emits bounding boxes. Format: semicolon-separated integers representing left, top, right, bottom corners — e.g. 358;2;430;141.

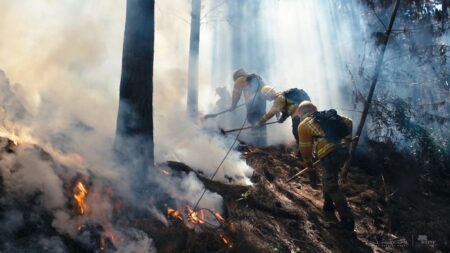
0;0;252;251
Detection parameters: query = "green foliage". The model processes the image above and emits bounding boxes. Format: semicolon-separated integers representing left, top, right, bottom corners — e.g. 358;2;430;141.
236;188;253;201
350;0;449;174
369;96;448;173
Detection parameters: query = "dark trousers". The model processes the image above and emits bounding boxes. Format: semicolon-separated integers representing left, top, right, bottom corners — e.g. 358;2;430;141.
251;125;267;147
247;93;267;147
292;116;301;145
320;148;354;220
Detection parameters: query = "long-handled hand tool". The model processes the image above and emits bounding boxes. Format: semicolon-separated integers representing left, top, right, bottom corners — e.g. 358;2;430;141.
286;136;359;183
220;121;278;135
203;104;245;119
286;160;321;183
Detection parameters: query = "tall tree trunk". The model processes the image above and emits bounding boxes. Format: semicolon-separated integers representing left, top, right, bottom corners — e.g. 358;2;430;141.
342;0;400;181
187;0;201;118
443;0;448;32
115;0;155;169
441;1;448;92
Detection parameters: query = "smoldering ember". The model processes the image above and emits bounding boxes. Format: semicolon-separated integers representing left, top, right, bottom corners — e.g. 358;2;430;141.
0;0;449;253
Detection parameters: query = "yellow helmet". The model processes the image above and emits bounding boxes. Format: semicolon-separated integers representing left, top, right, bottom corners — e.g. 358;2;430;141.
233;68;248;81
296;101;317;119
261;85;278;100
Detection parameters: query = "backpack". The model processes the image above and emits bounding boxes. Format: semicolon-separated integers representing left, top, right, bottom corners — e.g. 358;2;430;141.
246;74;263;93
311;109;350;143
245;74;266;125
283;88;310;105
278;88;311;123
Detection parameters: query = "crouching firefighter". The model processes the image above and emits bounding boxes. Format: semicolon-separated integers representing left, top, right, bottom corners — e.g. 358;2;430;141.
257;86;310;145
296;101;355;231
230;68;267;146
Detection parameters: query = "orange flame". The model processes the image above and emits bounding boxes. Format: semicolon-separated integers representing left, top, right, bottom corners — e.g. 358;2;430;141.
187;207;204;224
74;181;88;215
167;207;182;220
219;232;233;248
200;210;205;222
167;206;228;228
214;212;225;224
166;206;236;248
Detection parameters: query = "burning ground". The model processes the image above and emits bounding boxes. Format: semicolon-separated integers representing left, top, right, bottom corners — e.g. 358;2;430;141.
1;132;449;252
0;137;156;252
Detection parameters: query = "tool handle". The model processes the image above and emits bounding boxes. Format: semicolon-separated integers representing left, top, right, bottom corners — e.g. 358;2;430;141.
286;159;321;183
286;136;359;183
204;104;245;119
222;121;278;134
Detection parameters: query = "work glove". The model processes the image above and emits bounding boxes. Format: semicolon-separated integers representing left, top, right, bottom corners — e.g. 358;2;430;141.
275;112;281;120
277;112;289;123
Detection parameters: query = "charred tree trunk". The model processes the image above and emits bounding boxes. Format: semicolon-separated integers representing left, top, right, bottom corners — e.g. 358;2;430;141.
115;0;155;170
443;0;448;32
342;0;400;180
187;0;201;118
442;1;449;90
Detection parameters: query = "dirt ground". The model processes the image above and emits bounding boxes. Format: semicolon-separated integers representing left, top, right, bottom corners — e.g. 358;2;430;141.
1;137;449;252
160;143;449;253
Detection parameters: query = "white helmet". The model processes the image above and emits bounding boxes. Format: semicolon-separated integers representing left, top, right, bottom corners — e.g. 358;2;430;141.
296;101;317;119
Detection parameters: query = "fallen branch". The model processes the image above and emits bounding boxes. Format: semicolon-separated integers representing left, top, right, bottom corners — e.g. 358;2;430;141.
166;161;250;200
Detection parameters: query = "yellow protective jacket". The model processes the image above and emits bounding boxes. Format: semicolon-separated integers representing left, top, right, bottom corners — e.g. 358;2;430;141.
298;115;352;164
259;95;298;124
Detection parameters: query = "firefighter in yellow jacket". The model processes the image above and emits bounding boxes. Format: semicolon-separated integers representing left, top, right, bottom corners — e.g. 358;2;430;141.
296;101;355;231
258;86;308;145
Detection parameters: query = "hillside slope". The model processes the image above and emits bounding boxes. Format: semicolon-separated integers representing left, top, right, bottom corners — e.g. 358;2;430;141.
0;137;448;253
